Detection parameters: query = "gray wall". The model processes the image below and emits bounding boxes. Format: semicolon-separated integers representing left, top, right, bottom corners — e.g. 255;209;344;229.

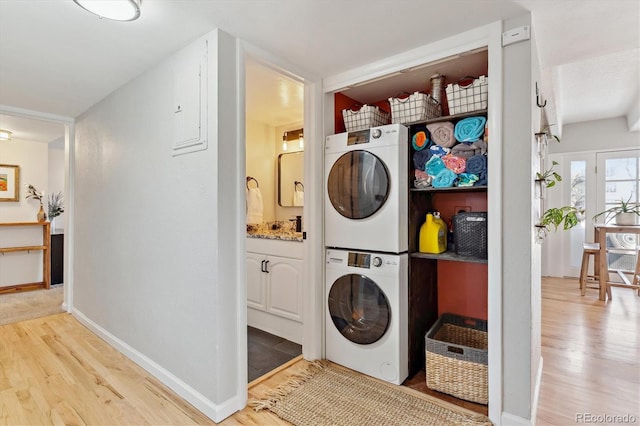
501;14;539;421
73;29;242;420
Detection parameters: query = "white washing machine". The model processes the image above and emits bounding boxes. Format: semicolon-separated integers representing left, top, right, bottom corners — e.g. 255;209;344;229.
325;124;408;253
325;248;408;385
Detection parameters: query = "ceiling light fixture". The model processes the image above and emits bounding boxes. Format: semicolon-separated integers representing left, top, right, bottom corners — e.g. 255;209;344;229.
0;129;12;141
73;0;141;21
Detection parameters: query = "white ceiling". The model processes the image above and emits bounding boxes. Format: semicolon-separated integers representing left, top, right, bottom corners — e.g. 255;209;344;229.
0;0;638;144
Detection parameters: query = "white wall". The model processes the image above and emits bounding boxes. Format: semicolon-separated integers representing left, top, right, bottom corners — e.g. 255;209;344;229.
245;120;304;223
0;138;49;286
72;29;243;421
246;119;276;222
550;116;639;154
0;139;49;222
48;144;65;230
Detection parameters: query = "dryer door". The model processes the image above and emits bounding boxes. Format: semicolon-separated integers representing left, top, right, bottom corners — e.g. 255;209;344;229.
327;150;390;219
327;273;390;345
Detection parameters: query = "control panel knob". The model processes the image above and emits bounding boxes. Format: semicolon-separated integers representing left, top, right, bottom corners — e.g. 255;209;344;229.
372;257;383;267
371;128;382;139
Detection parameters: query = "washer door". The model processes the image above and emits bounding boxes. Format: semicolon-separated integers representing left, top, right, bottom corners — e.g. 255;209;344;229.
328;273;390;345
327;150;390;219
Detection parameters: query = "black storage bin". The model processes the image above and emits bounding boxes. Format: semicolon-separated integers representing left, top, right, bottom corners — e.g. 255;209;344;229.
452;212;487;258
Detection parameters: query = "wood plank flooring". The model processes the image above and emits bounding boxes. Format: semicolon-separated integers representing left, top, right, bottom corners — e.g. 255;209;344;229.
0;276;637;425
536;277;640;425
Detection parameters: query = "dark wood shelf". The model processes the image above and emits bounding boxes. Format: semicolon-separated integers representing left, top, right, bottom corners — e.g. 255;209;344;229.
411;185;487;193
405;109;488;126
410;250;488;264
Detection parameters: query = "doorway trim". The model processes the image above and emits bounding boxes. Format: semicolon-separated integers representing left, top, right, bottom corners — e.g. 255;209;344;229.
238;40;324;404
0;104;75;311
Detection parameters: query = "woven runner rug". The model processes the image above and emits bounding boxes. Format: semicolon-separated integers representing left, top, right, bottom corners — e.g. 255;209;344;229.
250;360;492;426
0;285;64;326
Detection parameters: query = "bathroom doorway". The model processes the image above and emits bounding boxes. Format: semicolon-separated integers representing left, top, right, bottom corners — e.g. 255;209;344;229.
245;56;305;382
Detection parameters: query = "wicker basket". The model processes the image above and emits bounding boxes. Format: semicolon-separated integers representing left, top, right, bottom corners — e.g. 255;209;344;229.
453;212;488;259
445;75;488;115
388;92;441;124
425;313;488;404
342;104;390;132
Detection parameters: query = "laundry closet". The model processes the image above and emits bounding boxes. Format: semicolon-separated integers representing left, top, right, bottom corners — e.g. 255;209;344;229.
323;46;490;414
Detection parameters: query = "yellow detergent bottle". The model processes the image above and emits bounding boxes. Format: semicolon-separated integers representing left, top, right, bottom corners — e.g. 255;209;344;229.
419;212;447;254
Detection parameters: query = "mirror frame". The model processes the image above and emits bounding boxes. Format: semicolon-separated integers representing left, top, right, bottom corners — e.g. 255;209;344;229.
278;150;304;207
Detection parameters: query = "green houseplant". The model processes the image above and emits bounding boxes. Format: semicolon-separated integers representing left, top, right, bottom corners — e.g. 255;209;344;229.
535;161;580;239
593;195;640;225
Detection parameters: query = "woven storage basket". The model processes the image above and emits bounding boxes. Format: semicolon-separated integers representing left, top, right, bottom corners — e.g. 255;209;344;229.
445;75;488;115
342;104;390;132
388;92;441;124
425;313;488;404
453;212;488;259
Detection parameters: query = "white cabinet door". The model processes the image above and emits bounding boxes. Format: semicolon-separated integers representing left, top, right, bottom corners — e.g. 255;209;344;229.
246;252;266;310
266;256;303;322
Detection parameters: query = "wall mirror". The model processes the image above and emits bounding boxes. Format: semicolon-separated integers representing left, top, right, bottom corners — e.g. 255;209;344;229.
278;150;304;207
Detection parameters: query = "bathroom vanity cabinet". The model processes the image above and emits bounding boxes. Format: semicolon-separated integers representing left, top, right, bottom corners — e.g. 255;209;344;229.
246;237;303;344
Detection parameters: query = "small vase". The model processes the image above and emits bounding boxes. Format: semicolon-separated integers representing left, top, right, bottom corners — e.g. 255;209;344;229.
50;217;56;233
37;204;46;222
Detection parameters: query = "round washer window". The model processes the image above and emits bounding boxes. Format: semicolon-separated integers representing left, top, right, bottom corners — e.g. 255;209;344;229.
327;273;390;345
327;150;390;219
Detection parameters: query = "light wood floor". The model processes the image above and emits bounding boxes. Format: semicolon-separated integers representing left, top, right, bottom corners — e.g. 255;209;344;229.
0;277;638;425
537;277;639;425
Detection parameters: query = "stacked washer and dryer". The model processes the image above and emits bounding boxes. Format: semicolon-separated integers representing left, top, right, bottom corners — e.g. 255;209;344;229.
324;123;409;385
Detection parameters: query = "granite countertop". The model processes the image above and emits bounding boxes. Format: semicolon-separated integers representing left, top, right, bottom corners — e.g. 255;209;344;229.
246;221;303;242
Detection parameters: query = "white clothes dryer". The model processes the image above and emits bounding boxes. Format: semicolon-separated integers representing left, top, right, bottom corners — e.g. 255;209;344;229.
325;124;408;253
325;248;408;385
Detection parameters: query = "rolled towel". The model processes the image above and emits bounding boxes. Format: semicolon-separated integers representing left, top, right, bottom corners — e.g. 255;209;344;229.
413;149;433;171
457;173;479;187
473;140;488;155
475;171;487;186
426;122;456;148
429;145;450;158
432;168;457;188
451;140;488;159
425;155;446;177
414;170;432;189
442;154;467;174
411;125;431;151
466;154;487;176
454;116;487;142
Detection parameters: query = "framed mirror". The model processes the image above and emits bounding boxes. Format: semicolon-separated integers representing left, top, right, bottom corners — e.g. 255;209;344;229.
278;151;304;207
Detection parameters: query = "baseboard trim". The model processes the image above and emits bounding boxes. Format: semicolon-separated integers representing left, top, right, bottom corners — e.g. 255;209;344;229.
502;412;532;426
71;308;240;423
531;356;543;425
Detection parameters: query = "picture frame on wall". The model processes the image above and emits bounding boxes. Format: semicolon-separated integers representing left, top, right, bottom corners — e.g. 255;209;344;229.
0;164;20;202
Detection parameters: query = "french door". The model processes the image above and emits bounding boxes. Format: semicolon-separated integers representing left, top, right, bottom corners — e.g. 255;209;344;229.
543;149;639;278
595;150;640;272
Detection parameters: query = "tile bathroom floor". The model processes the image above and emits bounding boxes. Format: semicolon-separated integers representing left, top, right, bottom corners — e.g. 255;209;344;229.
247;326;302;382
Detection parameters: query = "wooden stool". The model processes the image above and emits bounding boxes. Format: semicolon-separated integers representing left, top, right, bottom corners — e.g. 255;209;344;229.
606;248;640;300
579;242;600;296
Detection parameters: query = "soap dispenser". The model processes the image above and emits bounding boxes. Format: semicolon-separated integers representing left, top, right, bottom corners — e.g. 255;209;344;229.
295;215;302;232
